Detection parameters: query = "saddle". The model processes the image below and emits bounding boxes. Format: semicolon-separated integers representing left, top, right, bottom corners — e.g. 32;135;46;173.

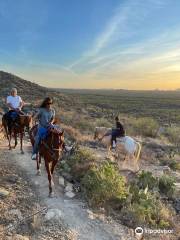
48;125;63;135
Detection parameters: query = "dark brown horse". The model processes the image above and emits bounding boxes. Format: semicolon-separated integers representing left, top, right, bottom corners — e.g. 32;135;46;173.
2;114;33;154
30;125;64;197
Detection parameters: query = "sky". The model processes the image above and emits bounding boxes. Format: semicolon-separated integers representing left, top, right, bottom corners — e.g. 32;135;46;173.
0;0;180;90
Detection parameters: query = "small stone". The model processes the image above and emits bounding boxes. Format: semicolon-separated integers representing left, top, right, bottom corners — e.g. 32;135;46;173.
34;181;39;186
65;191;75;198
87;209;94;220
58;176;65;187
65;183;73;192
0;187;9;198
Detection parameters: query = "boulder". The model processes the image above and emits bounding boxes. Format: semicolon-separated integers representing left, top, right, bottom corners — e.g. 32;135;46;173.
0;187;9;198
65;191;75;198
65;183;73;192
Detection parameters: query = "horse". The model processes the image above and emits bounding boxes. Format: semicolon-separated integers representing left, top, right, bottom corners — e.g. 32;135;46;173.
94;127;142;171
2;113;33;154
30;125;65;197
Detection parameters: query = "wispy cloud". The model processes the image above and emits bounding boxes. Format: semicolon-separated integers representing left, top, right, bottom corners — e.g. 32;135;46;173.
69;0;169;71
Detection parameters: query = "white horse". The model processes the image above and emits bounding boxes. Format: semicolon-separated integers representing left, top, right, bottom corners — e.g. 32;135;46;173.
94;127;142;171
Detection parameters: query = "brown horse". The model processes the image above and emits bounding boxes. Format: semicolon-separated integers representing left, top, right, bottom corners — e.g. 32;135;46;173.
2;113;32;154
30;125;65;197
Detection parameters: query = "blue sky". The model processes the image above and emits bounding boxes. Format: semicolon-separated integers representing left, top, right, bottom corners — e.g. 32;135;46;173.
0;0;180;89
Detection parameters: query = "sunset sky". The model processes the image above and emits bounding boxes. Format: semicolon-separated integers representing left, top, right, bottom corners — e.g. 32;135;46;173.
0;0;180;90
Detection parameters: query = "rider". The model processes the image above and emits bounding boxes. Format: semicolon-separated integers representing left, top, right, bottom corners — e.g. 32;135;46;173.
31;97;55;160
31;97;72;160
111;116;125;148
5;88;24;131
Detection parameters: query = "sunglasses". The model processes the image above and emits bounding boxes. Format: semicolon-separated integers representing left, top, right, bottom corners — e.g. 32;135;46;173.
47;102;53;105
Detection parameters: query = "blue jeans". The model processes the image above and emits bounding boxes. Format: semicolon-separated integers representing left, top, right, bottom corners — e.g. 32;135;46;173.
33;126;48;154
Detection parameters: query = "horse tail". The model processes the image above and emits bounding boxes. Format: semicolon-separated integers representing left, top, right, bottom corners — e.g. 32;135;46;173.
135;142;141;161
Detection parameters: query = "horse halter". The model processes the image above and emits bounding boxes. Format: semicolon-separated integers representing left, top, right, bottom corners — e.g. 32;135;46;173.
50;131;64;152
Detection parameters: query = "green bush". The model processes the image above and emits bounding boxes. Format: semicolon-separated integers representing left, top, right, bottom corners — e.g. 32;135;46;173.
133;117;159;137
158;175;175;198
165;126;180;145
136;170;158;190
66;147;95;181
95;118;112;128
121;184;172;228
82;162;127;207
169;160;180;171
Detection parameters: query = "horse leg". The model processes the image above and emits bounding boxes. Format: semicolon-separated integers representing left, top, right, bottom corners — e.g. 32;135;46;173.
51;160;58;175
45;160;54;197
20;131;24;154
36;154;41;176
4;124;11;150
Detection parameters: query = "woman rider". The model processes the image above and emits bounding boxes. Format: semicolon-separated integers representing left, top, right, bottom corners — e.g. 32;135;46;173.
111;116;125;148
31;97;71;160
31;97;55;160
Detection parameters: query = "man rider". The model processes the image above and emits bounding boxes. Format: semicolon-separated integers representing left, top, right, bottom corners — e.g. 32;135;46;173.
111;116;125;148
5;88;24;131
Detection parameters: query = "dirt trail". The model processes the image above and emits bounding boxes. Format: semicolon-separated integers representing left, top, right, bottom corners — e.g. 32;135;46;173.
0;139;134;240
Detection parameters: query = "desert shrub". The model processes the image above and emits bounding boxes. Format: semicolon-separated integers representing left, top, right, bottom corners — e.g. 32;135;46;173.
165;126;180;148
82;162;127;207
66;147;96;181
136;170;158;190
121;184;172;228
158;175;175;198
133;117;159;137
95;118;112;128
168;160;180;171
75;118;94;132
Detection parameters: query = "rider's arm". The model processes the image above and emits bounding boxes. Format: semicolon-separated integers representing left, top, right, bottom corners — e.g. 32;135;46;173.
18;97;24;109
49;109;55;124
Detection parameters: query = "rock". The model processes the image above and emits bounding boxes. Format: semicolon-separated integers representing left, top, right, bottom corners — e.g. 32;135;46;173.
0;187;9;198
173;199;180;214
9;209;23;220
34;181;39;186
45;209;62;221
58;176;65;187
65;183;73;192
65;191;75;198
87;209;94;220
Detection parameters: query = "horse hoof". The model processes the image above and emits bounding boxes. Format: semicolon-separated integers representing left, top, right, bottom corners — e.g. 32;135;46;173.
36;171;41;176
21;151;24;154
49;192;55;198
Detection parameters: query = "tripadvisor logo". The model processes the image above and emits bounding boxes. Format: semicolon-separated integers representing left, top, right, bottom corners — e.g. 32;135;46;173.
134;227;144;239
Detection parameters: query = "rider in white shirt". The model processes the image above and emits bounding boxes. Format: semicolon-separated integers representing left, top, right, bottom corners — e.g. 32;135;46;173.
5;88;24;131
6;88;23;111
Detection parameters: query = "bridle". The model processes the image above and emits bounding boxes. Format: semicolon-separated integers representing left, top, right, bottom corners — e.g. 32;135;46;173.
42;130;64;160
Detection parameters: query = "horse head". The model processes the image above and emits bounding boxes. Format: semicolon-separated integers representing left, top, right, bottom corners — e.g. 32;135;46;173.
48;127;64;150
19;115;33;128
